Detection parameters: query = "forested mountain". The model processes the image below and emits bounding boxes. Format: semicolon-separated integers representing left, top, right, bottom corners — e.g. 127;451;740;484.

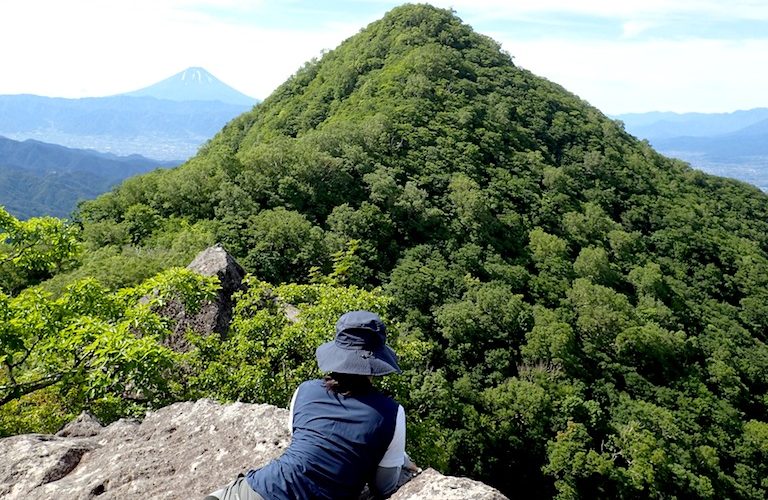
3;5;768;499
0;136;177;219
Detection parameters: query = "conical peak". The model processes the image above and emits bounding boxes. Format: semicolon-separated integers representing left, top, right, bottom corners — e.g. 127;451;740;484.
120;67;257;105
176;67;216;85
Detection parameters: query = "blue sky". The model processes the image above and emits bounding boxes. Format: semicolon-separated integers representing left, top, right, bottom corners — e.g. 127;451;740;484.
2;0;768;114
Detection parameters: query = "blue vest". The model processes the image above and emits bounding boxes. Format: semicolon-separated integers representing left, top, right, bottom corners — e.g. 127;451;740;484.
247;379;399;500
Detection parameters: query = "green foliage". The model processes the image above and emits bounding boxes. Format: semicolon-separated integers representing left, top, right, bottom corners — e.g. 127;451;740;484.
0;269;218;434
544;421;617;499
0;206;81;293
734;420;768;495
521;306;578;371
220;208;328;284
309;239;370;287
41;218;216;295
567;278;635;362
123;203;161;244
529;228;572;305
435;282;532;384
182;278;427;406
0;386;73;435
573;246;616;286
614;323;688;380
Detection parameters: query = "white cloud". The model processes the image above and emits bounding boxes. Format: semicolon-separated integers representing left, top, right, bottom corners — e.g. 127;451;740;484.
621;20;655;38
0;0;349;98
427;0;768;21
502;37;768;113
0;0;766;113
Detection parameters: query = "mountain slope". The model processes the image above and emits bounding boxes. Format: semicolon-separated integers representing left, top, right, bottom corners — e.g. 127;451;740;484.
0;136;177;218
736;116;768;136
75;5;768;498
121;67;257;106
0;165;107;220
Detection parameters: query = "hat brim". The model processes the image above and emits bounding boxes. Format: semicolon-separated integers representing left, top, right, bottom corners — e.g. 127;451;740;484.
316;341;401;376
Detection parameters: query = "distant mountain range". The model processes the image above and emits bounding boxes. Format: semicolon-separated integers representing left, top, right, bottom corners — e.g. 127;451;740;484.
617;108;768;139
0;136;178;219
0;67;257;161
0;67;255;218
615;108;768;191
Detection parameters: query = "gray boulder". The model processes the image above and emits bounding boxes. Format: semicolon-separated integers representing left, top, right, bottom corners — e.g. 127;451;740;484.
159;244;246;351
0;399;507;499
392;468;508;499
56;411;104;438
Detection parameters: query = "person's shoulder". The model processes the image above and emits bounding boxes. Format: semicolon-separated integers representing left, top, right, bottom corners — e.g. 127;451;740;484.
379;389;402;408
367;389;400;412
298;378;323;391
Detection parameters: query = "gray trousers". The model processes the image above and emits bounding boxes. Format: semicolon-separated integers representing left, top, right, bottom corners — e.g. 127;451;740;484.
206;474;264;500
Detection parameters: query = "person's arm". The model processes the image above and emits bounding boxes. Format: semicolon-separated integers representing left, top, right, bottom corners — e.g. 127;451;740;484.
372;452;421;497
373;465;401;497
373;405;407;497
402;452;420;474
288;386;300;435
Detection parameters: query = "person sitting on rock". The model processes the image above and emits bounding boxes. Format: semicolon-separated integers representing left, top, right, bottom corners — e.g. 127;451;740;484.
205;310;419;500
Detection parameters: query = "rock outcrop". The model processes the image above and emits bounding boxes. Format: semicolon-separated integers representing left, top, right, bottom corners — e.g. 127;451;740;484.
159;244;247;351
0;400;507;499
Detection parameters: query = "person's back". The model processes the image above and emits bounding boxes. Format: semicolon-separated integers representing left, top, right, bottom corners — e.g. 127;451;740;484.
247;378;399;499
205;311;415;500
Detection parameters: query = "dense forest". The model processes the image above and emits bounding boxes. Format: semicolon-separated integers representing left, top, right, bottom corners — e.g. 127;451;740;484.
2;4;768;498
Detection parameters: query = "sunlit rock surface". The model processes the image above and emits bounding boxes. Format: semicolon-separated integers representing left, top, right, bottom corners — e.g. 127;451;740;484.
0;399;507;499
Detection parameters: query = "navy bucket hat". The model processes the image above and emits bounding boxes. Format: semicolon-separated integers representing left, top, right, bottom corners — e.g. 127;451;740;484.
315;311;401;376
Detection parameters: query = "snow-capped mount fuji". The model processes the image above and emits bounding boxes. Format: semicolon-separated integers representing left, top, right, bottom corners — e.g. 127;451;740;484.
121;67;257;106
0;67;257;217
0;67;257;161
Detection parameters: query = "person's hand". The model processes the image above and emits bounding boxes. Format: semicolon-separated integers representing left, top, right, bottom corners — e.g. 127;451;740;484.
403;453;422;475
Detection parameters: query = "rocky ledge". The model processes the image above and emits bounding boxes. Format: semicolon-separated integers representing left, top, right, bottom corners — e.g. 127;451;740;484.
0;399;507;499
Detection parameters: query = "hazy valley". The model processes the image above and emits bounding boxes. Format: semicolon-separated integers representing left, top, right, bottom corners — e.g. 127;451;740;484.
616;108;768;191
